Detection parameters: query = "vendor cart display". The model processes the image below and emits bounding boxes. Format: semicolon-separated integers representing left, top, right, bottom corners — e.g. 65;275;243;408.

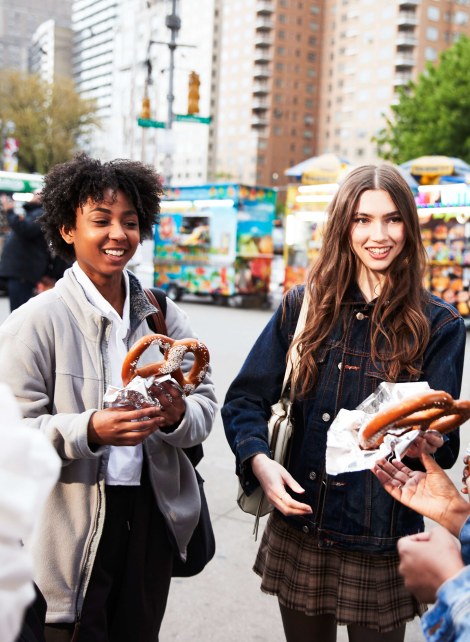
154;183;276;307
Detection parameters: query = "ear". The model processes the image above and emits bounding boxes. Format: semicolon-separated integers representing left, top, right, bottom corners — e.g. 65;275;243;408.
60;225;74;245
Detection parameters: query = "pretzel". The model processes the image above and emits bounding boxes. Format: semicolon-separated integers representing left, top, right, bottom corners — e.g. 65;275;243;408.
358;390;468;450
121;333;210;394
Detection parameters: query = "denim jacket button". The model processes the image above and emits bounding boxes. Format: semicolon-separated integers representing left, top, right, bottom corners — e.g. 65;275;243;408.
302;525;310;533
309;471;317;480
338;362;342;370
356;312;365;320
322;413;330;422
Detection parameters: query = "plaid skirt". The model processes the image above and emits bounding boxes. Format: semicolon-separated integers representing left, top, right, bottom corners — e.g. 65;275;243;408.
253;512;427;633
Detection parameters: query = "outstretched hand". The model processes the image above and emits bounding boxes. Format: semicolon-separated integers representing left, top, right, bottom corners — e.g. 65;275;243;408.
373;454;470;536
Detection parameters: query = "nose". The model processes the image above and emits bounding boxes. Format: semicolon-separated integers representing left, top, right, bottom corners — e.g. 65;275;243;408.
370;219;387;241
109;222;127;240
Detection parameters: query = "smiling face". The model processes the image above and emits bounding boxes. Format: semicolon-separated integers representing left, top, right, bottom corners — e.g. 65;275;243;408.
349;189;406;298
60;188;140;288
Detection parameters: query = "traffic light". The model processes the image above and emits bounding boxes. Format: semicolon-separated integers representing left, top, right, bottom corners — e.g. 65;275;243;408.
141;96;151;120
188;71;200;115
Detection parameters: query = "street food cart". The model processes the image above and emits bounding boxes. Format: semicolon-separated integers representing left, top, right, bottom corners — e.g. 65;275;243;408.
283;182;337;290
154;183;276;306
416;182;470;324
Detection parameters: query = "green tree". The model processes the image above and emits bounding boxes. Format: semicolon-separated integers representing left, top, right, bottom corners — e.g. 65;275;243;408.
0;71;99;174
375;36;470;164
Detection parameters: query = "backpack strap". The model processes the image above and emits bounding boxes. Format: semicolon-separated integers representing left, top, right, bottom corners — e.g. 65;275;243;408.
144;287;168;335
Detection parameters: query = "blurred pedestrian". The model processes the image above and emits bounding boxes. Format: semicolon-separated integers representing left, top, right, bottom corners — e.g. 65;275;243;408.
0;192;49;310
222;164;465;642
0;153;217;642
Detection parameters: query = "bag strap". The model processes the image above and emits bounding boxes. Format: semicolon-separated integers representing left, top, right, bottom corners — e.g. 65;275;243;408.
144;287;168;335
282;292;309;400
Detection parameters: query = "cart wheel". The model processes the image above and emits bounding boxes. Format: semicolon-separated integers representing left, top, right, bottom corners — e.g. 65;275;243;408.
167;284;182;302
211;294;229;306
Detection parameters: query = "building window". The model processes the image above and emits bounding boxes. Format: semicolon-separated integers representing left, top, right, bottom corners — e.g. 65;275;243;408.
425;46;437;60
455;10;469;24
428;6;440;20
426;26;439;41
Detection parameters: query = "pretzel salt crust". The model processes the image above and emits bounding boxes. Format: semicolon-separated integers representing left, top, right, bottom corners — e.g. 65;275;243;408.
121;333;210;394
359;390;470;450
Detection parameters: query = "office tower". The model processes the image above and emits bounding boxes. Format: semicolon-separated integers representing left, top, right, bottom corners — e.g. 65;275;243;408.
72;0;118;122
0;0;71;71
29;20;73;82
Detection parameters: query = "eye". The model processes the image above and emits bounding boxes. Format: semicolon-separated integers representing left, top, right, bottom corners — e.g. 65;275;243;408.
352;216;369;225
124;219;139;229
389;215;403;224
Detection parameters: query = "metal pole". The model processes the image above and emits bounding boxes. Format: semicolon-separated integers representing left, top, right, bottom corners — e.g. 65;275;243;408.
163;0;180;185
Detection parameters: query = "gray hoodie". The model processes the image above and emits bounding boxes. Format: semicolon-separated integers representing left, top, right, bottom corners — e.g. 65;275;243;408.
0;268;217;624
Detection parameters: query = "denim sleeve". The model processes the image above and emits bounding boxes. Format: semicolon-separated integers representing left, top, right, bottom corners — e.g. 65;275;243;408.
460;517;470;566
421;566;470;642
221;294;296;493
420;315;465;469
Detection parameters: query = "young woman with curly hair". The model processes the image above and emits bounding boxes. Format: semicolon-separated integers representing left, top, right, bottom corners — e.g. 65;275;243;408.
0;154;217;642
222;164;465;642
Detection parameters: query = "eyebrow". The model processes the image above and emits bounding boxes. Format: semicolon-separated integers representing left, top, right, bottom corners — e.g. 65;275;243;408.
354;210;400;217
89;206;138;215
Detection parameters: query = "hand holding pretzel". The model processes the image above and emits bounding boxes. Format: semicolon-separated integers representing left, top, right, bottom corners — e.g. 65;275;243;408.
359;390;470;450
121;333;210;394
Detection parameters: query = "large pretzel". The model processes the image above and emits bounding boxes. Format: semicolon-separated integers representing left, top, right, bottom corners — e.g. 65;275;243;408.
121;333;210;394
359;390;470;450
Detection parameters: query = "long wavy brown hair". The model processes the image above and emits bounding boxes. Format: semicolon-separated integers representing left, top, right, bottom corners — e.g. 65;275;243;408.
290;164;430;397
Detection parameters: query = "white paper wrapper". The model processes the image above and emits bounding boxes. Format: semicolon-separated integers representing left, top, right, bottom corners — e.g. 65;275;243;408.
326;382;431;475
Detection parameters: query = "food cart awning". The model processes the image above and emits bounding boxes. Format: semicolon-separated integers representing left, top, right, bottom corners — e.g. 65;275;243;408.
0;171;43;193
285;154;351;184
400;156;470;183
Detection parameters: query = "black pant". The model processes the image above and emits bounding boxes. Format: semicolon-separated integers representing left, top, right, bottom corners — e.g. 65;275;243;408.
45;467;173;642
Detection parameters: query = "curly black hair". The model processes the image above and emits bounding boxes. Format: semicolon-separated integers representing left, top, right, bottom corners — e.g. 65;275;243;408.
39;153;163;261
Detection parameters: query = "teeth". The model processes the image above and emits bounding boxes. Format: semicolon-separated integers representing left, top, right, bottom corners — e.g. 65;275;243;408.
368;248;389;256
105;249;125;256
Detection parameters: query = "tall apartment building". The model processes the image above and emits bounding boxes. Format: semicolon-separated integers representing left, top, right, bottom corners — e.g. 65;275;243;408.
215;0;470;186
0;0;71;71
29;20;73;82
317;0;470;164
215;0;323;187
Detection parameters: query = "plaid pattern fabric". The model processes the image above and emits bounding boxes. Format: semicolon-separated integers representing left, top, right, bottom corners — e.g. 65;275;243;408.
253;512;426;633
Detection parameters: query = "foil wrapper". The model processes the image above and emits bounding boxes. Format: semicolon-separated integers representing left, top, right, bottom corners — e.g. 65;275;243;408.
326;382;432;475
104;374;185;411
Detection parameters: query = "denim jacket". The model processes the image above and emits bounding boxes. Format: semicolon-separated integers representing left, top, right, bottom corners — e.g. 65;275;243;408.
222;285;465;552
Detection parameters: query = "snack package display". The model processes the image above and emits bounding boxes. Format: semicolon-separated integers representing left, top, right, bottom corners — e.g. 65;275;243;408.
326;382;432;475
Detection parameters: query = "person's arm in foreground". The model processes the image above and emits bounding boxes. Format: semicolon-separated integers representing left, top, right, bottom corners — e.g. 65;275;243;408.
374;454;470;642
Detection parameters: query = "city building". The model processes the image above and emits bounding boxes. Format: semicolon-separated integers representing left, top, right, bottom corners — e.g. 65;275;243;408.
317;0;470;164
72;0;218;186
0;0;71;71
29;19;73;82
214;0;323;187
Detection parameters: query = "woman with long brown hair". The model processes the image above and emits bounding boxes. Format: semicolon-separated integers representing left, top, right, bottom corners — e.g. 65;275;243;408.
222;164;465;641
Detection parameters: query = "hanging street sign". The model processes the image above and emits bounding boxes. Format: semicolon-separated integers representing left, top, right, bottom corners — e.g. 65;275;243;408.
137;118;166;129
174;114;212;124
